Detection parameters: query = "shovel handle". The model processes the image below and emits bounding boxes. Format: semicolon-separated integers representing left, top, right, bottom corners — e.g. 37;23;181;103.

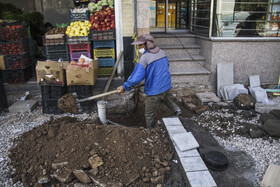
77;90;119;103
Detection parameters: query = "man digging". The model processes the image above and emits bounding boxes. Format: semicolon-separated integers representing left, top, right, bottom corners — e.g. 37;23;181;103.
117;34;181;128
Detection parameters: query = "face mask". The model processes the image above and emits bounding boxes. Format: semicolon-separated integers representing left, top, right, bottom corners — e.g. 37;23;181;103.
138;48;145;54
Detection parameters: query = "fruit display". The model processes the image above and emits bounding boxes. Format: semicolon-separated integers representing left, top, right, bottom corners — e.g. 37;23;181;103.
88;0;114;13
70;57;92;68
0;23;28;41
90;6;115;31
66;21;91;37
0;41;29;55
45;27;67;35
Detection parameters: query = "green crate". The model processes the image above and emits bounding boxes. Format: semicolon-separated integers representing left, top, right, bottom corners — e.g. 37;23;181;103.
93;49;115;58
98;67;114;77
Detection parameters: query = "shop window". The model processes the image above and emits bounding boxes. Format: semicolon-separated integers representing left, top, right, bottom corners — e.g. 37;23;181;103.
214;0;280;37
191;0;211;36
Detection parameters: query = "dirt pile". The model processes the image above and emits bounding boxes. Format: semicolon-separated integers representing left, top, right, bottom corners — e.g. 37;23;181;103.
8;117;174;186
58;94;78;113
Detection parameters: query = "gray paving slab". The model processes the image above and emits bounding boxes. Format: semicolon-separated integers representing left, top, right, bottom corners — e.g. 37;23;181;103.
195;92;220;103
172;132;199;152
217;63;233;98
162;117;182;127
186;170;217;187
9;100;38;113
255;102;280;113
249;75;261;88
175;146;200;158
166;125;187;136
181;157;208;172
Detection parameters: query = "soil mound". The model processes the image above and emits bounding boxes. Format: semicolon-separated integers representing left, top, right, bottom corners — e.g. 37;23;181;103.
8;117;174;186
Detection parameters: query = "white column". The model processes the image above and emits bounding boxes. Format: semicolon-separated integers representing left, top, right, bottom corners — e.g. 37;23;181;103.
115;0;124;76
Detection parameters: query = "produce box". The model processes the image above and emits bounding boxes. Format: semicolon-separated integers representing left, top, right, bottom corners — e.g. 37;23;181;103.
43;35;66;45
4;65;32;84
4;54;31;70
0;55;5;70
66;59;98;86
70;52;91;61
90;29;115;40
0;39;30;55
69;9;90;21
36;61;65;86
69;43;90;53
0;22;28;41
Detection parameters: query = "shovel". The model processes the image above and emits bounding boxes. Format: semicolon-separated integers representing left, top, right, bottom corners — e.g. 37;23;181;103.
58;83;144;113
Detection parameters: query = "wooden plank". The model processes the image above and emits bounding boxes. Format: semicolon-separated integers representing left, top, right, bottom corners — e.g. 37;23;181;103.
261;164;280;187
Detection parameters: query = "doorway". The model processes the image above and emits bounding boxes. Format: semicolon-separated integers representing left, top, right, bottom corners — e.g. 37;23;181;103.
150;0;190;33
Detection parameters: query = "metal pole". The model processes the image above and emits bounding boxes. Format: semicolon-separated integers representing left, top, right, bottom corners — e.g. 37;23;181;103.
209;0;214;37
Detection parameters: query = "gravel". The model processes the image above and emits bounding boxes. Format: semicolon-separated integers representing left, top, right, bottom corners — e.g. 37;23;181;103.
191;101;280;186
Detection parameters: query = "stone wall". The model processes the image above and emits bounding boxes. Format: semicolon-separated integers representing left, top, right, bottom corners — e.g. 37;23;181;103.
196;38;280;88
122;0;134;37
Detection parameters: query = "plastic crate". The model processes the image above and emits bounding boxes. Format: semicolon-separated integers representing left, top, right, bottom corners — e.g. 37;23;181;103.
69;10;90;21
0;22;28;41
90;29;116;40
4;65;32;84
67;36;90;44
46;52;70;61
0;81;8;111
41;86;67;99
0;39;30;55
43;35;66;45
4;54;32;70
78;100;95;113
98;57;115;67
69;43;90;53
93;40;115;49
70;52;91;61
98;67;114;76
68;85;93;98
93;49;115;58
42;98;63;114
45;44;68;53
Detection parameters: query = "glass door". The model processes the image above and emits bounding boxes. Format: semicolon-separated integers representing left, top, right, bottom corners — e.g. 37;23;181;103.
150;0;189;33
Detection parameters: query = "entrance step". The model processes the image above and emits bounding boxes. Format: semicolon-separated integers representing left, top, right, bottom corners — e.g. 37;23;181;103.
160;44;200;56
154;34;196;46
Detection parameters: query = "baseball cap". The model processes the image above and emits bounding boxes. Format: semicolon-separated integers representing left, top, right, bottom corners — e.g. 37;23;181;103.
131;34;155;45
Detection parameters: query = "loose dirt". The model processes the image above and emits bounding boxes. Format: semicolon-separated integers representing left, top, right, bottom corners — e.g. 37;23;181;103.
57;94;79;113
8;116;175;186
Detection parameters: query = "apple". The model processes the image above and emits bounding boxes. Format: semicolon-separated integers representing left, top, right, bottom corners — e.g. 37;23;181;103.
106;27;111;30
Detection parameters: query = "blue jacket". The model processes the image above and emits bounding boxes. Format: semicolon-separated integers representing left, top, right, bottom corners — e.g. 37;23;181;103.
123;49;171;96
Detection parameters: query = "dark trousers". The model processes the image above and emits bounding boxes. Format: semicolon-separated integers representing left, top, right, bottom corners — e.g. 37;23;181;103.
145;89;180;128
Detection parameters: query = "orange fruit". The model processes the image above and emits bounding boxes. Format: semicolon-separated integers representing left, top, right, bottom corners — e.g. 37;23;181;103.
78;58;85;64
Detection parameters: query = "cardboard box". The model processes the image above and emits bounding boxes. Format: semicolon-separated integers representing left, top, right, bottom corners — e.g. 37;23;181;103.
66;60;98;86
0;55;5;70
36;61;65;86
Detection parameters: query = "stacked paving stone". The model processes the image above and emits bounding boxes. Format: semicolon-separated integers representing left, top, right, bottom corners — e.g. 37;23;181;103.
162;117;217;187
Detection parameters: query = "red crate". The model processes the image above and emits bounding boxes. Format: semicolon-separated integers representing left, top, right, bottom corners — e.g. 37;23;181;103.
0;22;28;41
70;52;91;61
69;43;90;53
4;54;31;70
0;39;29;55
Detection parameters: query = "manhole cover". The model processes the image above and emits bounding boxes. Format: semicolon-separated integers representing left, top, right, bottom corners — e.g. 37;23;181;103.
203;151;228;171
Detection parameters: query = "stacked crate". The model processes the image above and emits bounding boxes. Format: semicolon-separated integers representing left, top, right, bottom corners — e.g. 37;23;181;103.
92;31;116;76
44;32;69;61
41;86;67;114
68;8;91;61
0;22;33;83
